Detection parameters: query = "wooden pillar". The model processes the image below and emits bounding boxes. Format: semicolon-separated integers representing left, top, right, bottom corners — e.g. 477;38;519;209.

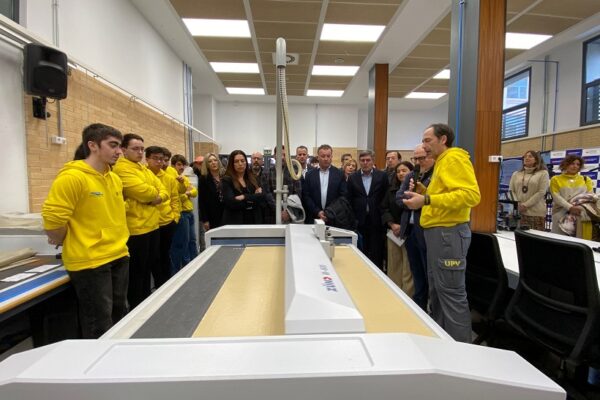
471;0;506;232
367;63;389;169
447;0;505;232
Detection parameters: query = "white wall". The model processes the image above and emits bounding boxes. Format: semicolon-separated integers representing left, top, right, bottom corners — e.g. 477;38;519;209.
387;102;448;150
23;0;184;119
193;94;216;139
0;40;28;212
213;101;448;154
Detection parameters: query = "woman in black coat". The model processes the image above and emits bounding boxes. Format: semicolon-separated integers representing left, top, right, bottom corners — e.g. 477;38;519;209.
381;161;414;295
198;152;225;231
221;150;265;225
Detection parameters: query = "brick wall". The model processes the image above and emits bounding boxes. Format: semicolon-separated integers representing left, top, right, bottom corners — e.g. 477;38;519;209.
25;68;187;212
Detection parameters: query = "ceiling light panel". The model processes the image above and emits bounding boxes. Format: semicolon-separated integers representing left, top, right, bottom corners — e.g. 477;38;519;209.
210;62;260;73
505;32;552;49
405;92;447;99
320;24;385;42
226;87;265;95
183;19;250;38
433;69;450;79
312;65;359;76
307;90;344;97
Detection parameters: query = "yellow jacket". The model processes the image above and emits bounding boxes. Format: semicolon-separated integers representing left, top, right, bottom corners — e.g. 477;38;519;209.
421;147;481;228
166;165;178;178
156;169;181;225
178;174;198;212
42;161;129;271
113;157;169;235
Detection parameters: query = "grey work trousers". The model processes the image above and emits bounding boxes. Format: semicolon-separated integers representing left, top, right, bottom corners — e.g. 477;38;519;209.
423;223;472;342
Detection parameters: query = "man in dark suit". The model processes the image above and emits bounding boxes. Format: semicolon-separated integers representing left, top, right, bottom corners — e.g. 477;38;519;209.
347;150;389;270
302;144;346;223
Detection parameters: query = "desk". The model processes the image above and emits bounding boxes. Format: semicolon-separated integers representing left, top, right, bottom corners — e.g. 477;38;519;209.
494;229;600;289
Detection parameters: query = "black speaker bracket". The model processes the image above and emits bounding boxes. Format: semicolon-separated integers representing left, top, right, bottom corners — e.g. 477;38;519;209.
32;97;50;119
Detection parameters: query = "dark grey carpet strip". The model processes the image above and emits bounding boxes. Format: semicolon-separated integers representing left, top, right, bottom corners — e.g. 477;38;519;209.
131;246;244;338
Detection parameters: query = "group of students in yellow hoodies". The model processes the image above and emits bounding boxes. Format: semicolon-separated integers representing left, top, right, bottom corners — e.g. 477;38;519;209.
42;124;198;338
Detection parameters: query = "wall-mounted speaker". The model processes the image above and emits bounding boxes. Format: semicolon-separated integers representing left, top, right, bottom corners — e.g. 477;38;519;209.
23;43;68;100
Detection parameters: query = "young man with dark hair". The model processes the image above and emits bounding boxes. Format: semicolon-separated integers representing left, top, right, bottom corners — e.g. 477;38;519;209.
403;123;480;342
385;150;402;182
170;154;198;273
145;146;180;288
42;123;129;338
113;133;168;309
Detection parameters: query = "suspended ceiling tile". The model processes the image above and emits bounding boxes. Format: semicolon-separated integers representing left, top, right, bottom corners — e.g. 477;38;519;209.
250;0;322;22
203;51;258;62
257;38;314;53
313;54;365;65
417;82;449;92
317;41;374;56
310;76;353;84
389;84;421;92
264;82;307;91
390;67;440;78
170;0;246;19
262;64;309;75
436;12;452;29
287;89;306;96
505;48;526;60
506;0;538;14
221;80;264;88
254;21;317;40
528;0;600;19
264;73;307;83
421;29;451;46
308;82;349;90
406;44;450;60
260;52;312;66
508;14;580;35
396;57;449;69
195;37;255;52
329;0;405;5
389;76;430;85
389;92;409;98
217;74;263;82
324;3;399;25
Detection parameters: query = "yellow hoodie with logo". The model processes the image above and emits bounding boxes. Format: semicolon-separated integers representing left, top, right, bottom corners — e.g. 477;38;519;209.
420;147;481;228
155;169;181;225
179;174;198;212
113;157;169;235
42;161;129;271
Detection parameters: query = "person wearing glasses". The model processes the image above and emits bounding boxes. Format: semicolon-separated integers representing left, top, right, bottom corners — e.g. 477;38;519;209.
508;150;549;231
113;133;169;309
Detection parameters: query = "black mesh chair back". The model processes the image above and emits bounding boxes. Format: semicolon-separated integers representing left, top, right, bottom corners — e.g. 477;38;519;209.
505;229;600;364
466;232;509;320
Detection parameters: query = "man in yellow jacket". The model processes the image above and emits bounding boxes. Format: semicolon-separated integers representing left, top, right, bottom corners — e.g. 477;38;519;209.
145;146;181;288
113;133;169;308
42;123;129;338
170;154;198;273
403;123;481;342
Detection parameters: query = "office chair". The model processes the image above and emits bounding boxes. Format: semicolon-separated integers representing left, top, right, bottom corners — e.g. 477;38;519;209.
466;232;509;345
505;229;600;379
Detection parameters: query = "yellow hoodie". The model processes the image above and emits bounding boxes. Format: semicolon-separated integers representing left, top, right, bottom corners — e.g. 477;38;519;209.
420;147;481;228
179;174;198;212
113;157;169;235
155;169;181;225
42;161;129;271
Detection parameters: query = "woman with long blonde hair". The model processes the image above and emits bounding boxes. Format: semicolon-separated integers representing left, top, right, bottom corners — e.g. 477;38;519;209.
198;152;225;231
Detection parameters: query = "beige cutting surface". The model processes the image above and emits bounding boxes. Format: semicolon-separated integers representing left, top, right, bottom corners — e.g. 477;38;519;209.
192;245;436;338
193;247;285;337
333;247;437;337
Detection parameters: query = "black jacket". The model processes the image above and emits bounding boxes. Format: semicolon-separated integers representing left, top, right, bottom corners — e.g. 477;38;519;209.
381;180;404;227
221;176;265;225
346;169;389;228
198;174;224;229
302;166;346;222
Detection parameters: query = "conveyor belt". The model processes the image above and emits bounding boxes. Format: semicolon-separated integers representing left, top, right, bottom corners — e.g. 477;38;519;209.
131;247;244;338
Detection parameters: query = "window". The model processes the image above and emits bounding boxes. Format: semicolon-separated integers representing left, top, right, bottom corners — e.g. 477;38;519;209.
0;0;18;22
582;35;600;126
502;68;531;140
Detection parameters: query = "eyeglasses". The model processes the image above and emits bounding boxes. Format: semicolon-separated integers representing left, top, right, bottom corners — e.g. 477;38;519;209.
411;156;426;162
